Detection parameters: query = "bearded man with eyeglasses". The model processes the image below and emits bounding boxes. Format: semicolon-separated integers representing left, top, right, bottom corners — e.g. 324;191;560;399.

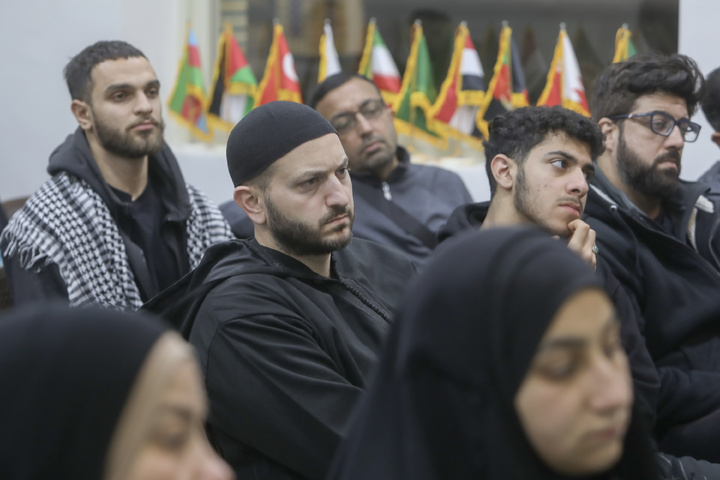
585;53;720;463
308;73;473;268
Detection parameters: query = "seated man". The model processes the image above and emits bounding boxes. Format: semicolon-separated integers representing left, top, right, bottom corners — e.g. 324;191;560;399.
144;101;417;480
220;73;473;269
0;41;232;310
440;105;720;478
586;52;720;462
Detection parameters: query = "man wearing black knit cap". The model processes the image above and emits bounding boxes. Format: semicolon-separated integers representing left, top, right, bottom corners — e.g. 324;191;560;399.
144;101;416;480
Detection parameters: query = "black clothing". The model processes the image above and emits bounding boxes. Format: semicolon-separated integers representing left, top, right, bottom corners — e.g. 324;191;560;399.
585;167;720;460
439;201;661;424
144;237;417;480
1;128;231;308
0;303;168;480
328;228;658;480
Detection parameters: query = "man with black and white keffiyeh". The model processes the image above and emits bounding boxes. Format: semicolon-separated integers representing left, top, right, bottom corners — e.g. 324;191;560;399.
0;41;232;310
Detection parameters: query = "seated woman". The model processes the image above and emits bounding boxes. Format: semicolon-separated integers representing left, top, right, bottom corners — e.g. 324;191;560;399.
0;303;233;480
327;227;658;480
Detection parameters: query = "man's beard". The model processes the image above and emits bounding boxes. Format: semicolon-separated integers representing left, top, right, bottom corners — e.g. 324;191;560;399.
616;130;680;198
513;166;571;237
94;113;165;159
265;195;354;256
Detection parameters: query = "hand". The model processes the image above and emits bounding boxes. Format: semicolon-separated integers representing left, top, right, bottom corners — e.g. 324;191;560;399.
566;219;597;271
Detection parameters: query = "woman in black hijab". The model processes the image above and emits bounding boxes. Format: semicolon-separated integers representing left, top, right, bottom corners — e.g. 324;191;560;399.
327;227;658;480
0;303;233;480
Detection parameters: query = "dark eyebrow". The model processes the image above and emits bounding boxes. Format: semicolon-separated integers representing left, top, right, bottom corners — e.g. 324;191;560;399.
536;313;619;353
546;150;595;175
105;79;160;95
331;98;378;121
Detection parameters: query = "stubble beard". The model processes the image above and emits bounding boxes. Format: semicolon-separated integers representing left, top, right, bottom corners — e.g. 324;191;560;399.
265;195;354;257
94;112;165;160
513;166;572;238
616;130;680;199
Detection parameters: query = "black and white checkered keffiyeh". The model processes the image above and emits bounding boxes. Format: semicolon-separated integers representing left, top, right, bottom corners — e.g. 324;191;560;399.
0;172;232;310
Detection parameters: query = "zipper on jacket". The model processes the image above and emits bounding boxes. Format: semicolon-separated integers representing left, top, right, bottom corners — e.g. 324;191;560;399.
382;182;392;201
341;280;393;324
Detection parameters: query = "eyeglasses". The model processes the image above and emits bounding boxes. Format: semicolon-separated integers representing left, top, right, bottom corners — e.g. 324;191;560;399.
330;99;387;133
609;110;701;143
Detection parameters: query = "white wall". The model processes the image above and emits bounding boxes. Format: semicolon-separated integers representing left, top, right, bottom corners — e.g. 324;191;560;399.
0;0;715;205
678;0;720;180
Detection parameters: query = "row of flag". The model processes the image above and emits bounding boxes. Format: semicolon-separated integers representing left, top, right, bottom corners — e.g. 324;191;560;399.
167;20;637;149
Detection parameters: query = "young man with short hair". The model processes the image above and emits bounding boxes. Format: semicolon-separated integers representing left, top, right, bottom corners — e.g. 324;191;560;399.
0;40;232;310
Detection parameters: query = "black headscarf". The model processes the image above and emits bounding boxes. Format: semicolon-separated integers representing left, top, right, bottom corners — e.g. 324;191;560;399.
327;227;658;480
0;303;169;479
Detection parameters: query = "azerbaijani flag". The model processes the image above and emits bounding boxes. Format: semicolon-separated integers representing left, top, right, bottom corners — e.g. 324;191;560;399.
318;19;341;82
255;20;302;106
168;25;213;141
393;20;444;148
430;21;485;145
476;23;529;138
613;24;637;63
358;18;401;105
537;24;590;117
207;24;257;133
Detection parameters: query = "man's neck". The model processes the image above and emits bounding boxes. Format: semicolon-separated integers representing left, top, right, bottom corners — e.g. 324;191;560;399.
482;197;527;230
88;134;148;201
254;230;332;277
597;155;662;219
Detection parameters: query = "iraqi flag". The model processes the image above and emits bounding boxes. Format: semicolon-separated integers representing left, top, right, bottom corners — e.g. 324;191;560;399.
430;21;485;142
537;24;590;116
318;19;342;82
207;24;257;132
255;20;302;106
358;18;401;105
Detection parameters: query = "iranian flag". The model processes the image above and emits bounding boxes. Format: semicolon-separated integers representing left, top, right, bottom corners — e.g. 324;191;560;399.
537;24;590;117
358;18;401;104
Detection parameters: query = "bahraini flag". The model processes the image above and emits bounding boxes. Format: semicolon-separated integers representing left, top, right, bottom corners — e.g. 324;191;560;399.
318;19;341;82
255;20;302;106
430;21;485;144
207;24;257;133
476;23;529;138
358;18;401;105
168;25;212;141
613;24;638;63
537;24;590;117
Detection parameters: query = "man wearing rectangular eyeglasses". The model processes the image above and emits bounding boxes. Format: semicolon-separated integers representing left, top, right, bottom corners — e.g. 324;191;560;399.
309;73;473;268
585;53;720;463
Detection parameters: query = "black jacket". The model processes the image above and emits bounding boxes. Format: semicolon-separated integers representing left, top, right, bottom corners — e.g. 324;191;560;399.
585;168;720;458
439;201;660;425
144;237;417;480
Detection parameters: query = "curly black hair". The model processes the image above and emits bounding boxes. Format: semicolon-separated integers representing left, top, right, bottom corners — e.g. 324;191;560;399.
484;106;604;196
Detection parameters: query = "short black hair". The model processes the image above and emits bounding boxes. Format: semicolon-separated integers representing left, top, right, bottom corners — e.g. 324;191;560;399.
702;67;720;132
484;106;604;196
64;40;147;103
309;72;382;109
590;53;705;121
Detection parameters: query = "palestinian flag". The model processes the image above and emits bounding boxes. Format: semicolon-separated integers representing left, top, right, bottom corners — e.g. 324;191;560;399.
255;20;302;106
537;24;590;117
168;25;212;141
207;24;257;133
358;18;401;105
429;21;485;147
476;23;529;138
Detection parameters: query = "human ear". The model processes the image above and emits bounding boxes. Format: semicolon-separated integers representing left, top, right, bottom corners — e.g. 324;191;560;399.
70;99;93;131
234;186;266;225
491;154;516;192
597;118;617;153
711;132;720;149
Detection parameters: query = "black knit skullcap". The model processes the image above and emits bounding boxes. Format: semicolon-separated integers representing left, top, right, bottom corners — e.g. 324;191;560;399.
227;101;338;186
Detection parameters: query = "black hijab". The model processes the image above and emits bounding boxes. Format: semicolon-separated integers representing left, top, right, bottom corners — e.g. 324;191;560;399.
327;227;658;480
0;303;169;479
